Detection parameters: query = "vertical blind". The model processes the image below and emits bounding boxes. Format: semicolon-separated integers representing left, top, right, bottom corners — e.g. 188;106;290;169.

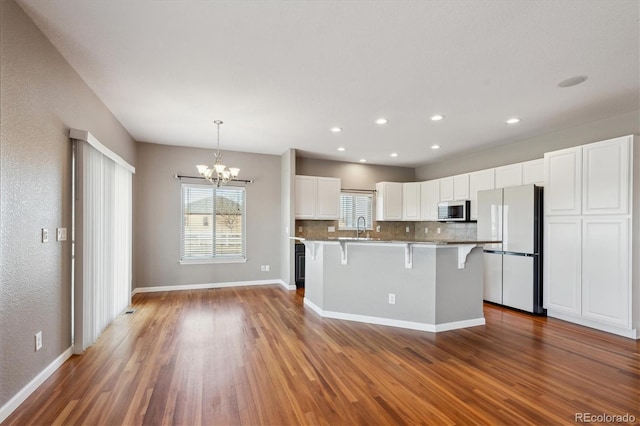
75;141;132;353
339;193;373;230
181;184;246;261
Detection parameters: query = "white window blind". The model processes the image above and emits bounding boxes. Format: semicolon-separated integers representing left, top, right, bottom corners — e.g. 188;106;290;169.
339;192;373;230
75;140;132;354
181;184;246;262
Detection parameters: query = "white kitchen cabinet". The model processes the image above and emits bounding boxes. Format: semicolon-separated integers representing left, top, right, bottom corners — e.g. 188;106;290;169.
439;177;454;201
522;159;544;185
376;182;403;221
295;176;317;219
295;175;340;220
544;147;582;216
316;177;341;219
544;216;582;316
495;164;523;188
453;174;470;200
581;218;630;328
469;169;495;220
582;136;631;216
402;182;421;221
420;180;440;221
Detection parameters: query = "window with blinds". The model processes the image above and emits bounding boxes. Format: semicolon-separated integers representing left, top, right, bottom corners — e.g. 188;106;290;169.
339;192;373;230
181;184;246;262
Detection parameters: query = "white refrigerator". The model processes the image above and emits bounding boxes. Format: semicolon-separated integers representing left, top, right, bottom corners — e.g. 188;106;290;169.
477;184;545;314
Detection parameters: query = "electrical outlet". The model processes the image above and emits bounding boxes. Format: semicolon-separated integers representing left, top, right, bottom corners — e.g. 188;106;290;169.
328;226;336;233
405;226;410;233
388;293;396;304
41;228;48;243
260;265;266;272
298;226;303;233
425;227;429;234
437;227;441;234
376;225;381;232
35;331;42;351
265;265;270;272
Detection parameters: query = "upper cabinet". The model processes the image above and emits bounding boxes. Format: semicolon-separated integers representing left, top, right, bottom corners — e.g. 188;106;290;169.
420;180;440;221
295;175;341;220
469;169;495;220
522;159;544;185
402;182;421;221
376;182;403;221
545;136;631;217
453;174;470;200
439;177;454;201
544;147;582;216
582;137;631;216
495;163;523;188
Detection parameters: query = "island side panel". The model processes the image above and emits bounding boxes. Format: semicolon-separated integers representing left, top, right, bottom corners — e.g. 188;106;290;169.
303;243;324;310
321;244;437;324
434;247;485;325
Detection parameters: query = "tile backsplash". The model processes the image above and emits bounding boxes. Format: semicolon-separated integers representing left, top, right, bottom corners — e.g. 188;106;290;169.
295;220;477;241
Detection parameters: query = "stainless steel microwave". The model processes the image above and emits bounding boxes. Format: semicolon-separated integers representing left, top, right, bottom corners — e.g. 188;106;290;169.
437;200;471;222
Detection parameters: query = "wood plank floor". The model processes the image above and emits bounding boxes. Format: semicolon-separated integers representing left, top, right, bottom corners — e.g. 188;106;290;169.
4;285;639;425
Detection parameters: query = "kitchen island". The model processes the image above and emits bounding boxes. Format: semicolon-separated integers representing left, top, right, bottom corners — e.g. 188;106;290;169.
292;237;497;332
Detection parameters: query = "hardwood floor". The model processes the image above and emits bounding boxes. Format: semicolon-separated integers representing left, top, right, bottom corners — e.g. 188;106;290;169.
4;285;639;425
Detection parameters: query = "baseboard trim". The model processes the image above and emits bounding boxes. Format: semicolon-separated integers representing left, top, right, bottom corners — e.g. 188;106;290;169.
0;346;73;423
303;298;485;332
547;310;638;340
132;279;295;296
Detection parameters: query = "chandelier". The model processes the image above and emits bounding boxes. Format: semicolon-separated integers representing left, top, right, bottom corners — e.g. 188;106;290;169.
196;120;240;187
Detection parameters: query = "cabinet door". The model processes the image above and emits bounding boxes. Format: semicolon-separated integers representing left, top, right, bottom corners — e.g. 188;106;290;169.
495;164;523;188
402;182;421;221
316;177;341;219
376;182;402;221
420;180;440;221
581;218;630;327
469;169;495;220
295;176;317;219
522;159;544;185
453;174;470;200
439;177;454;201
544;147;582;216
544;217;581;315
582;136;631;215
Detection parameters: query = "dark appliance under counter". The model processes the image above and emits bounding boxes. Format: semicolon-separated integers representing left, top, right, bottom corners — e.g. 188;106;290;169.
295;243;305;288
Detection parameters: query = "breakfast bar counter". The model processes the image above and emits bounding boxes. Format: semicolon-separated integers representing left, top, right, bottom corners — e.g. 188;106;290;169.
291;237;498;332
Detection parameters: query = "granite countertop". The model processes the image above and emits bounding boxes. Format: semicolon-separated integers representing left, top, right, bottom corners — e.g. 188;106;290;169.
291;236;500;245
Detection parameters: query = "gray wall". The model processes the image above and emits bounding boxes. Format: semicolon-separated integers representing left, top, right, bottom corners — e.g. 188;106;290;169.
416;110;640;180
133;142;281;288
296;157;415;188
280;149;296;286
0;0;137;410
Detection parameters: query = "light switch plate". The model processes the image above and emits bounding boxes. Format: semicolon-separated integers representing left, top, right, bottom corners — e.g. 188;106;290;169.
56;228;67;241
41;228;48;243
328;226;336;233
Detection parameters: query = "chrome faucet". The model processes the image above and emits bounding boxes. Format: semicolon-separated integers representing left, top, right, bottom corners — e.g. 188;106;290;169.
356;216;366;238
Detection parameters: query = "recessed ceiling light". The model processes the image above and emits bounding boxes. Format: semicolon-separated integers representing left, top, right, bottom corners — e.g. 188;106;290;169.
337;147;346;152
431;144;440;150
376;118;388;125
506;117;520;124
431;114;445;121
359;159;367;163
390;153;398;157
331;127;342;133
558;75;588;88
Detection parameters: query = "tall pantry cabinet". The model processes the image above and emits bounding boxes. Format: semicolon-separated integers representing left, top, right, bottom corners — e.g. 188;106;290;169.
544;135;638;339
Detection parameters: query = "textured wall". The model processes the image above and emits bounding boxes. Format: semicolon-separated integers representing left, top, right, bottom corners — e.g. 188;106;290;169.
0;0;136;410
133;142;281;288
416;110;640;180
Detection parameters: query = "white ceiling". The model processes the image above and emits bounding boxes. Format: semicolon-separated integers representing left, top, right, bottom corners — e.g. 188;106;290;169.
17;0;640;167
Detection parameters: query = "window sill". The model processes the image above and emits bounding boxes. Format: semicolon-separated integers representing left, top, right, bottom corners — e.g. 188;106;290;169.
179;257;247;265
